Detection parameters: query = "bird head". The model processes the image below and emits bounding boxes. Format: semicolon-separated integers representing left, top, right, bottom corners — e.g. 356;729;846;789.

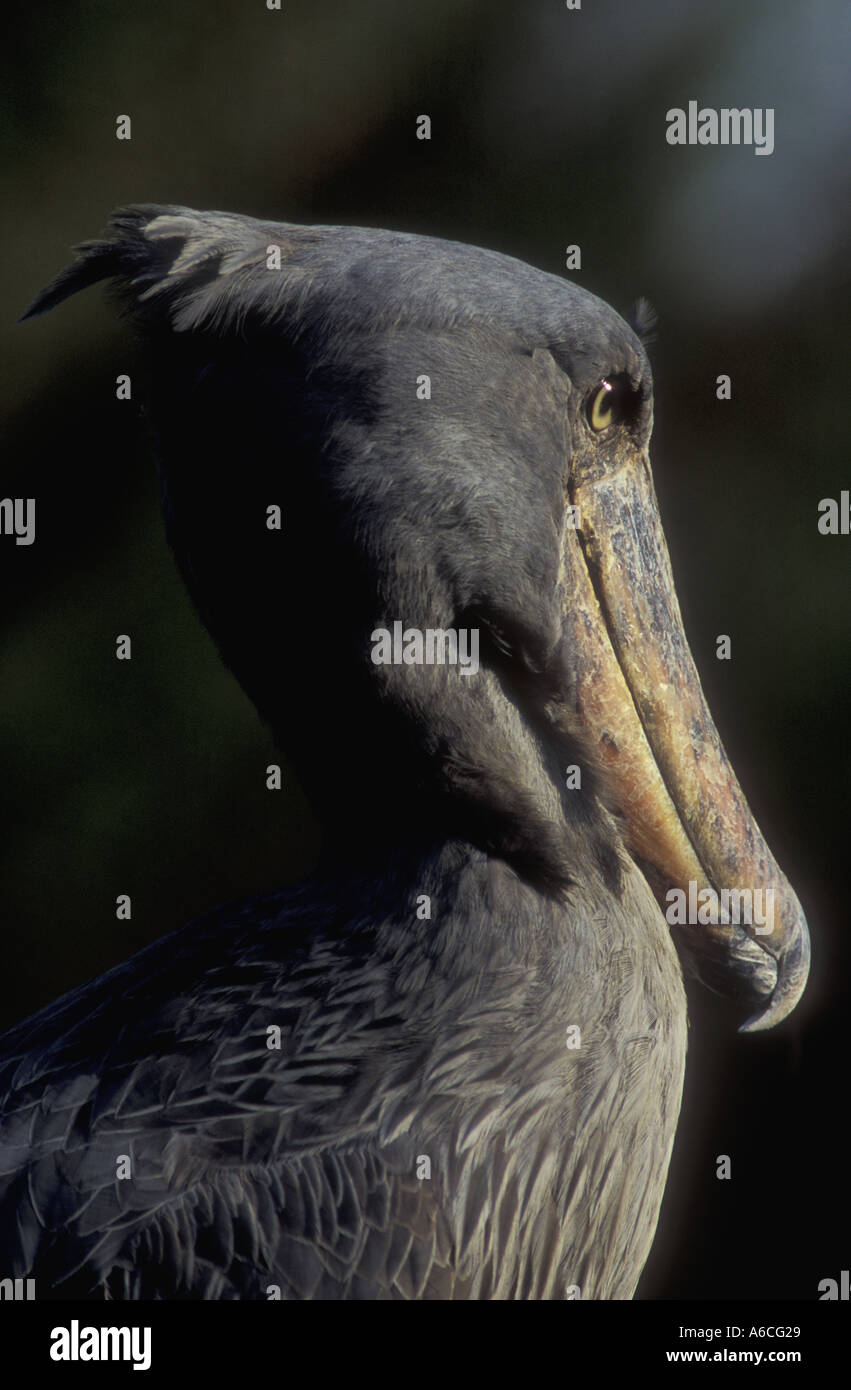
22;206;810;1029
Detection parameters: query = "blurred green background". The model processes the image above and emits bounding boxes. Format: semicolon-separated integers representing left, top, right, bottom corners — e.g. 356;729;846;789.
1;0;848;1298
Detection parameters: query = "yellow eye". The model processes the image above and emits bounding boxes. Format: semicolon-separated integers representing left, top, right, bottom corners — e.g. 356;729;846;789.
588;380;614;431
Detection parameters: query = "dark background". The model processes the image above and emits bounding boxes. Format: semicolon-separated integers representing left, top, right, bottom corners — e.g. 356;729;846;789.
1;0;848;1300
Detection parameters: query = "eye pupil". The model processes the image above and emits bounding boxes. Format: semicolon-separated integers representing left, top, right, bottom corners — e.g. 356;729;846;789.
589;380;614;431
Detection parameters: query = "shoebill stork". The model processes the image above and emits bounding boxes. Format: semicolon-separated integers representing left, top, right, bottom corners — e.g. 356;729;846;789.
1;208;809;1300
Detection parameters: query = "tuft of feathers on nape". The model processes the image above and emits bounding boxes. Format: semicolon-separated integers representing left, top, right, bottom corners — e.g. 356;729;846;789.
16;204;260;329
18;205;300;339
18;206;181;322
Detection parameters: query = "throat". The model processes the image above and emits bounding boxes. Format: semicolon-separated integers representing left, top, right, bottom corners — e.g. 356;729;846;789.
316;831;626;992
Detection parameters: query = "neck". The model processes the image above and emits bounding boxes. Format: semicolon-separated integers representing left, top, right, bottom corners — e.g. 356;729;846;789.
313;832;622;986
298;833;687;1300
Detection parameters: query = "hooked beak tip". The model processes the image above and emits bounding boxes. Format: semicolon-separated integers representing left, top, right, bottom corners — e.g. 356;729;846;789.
738;918;811;1033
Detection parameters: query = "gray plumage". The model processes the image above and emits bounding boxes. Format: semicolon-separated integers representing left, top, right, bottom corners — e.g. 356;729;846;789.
1;206;778;1299
0;846;684;1298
